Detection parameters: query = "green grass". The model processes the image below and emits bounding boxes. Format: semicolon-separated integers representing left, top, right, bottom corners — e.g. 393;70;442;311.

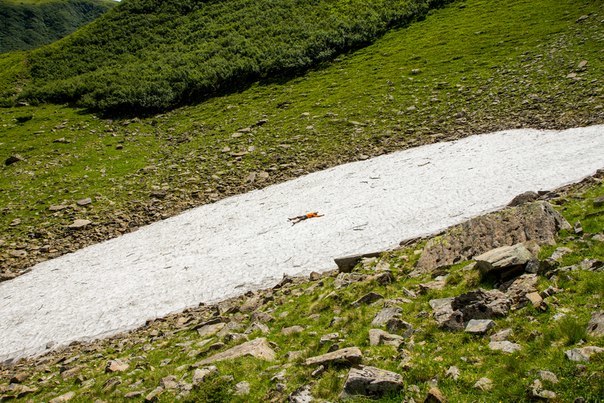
1;181;602;402
1;0;603;276
0;0;115;53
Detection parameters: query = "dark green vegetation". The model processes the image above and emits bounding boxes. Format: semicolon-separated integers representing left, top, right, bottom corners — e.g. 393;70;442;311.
1;177;602;402
17;0;450;113
1;0;602;278
0;0;116;53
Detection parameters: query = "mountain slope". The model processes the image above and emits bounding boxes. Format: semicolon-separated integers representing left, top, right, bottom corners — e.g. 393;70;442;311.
0;0;116;53
19;0;450;114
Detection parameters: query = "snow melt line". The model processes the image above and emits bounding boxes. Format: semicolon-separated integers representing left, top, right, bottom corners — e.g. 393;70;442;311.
1;125;604;362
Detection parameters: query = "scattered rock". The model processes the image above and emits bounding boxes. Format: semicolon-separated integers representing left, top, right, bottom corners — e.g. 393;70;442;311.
105;359;129;373
576;14;589;23
192;366;217;385
352;292;384;306
369;329;405;348
565;346;604;362
10;372;28;384
68;219;91;229
488;341;521;354
537;370;559;384
429;297;463;331
5;155;24;166
160;375;179;390
309;271;321;281
526;292;545;310
417;202;569;271
574;221;583;235
473;377;493;391
49;392;75;403
465;319;495;335
234;381;250;396
49;204;69;211
424;386;446;402
76;198;92;206
508;191;538;207
587;311;604;336
445;366;460;380
529;379;557;400
197;322;226;337
196;338;276;365
341;365;404;398
124;391;145;398
145;386;163;402
305;347;362;367
334;252;381;273
490;328;513;342
282;325;304;335
593;196;604;208
289;384;314;402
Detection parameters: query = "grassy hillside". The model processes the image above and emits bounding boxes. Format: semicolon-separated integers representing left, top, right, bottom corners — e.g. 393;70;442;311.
0;0;116;53
0;177;602;402
1;0;602;280
17;0;450;114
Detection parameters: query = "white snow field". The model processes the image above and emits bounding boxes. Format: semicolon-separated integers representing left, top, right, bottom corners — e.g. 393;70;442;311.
1;125;603;362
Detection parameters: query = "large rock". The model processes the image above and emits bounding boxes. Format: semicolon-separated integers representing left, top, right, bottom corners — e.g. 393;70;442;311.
417;202;570;271
368;329;405;348
341;366;404;398
564;346;604;362
334;252;381;273
474;243;535;280
429;298;463;331
587;311;604;336
465;319;495;335
196;338;276;365
305;347;362;367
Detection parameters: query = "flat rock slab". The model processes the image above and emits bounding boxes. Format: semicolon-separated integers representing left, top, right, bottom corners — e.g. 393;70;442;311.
196;338;276;365
475;243;534;275
341;365;404;398
465;319;495;335
305;347;362;367
1;126;604;362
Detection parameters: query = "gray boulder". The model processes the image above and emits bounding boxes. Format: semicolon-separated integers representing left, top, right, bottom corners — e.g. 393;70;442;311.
474;243;535;280
305;347;362;367
341;366;404;398
565;346;604;362
587;312;604;336
465;319;495;335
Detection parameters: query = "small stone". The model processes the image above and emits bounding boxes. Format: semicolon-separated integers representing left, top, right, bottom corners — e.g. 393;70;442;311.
465;319;495;335
319;333;340;345
49;204;68;211
105;359;129;373
76;198;92;206
160;375;178;390
68;219;91;229
282;325;304;335
537;370;559;384
424;386;446;402
488;341;521;354
473;377;493;391
372;307;402;327
49;392;75;403
565;346;604;362
490;328;513;342
289;384;313;402
587;311;604;336
368;329;405;348
234;381;250;396
577;60;588;69
309;271;321;281
9;218;21;226
124;391;144;398
445;366;460;380
576;15;588;23
5;155;24;166
352;292;384;307
593;196;604;208
526;292;544;309
192;366;218;385
574;221;583;235
145;386;163;402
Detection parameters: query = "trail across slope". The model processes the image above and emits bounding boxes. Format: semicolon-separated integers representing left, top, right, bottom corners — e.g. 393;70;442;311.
1;125;603;362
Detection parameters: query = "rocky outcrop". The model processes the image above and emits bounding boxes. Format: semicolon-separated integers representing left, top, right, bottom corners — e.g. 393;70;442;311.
417;201;570;271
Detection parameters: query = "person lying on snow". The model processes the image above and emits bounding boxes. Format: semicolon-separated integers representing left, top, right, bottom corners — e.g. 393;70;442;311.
289;212;324;225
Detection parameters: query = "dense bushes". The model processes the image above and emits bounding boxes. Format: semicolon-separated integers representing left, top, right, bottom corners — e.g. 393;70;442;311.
0;0;115;53
22;0;450;114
